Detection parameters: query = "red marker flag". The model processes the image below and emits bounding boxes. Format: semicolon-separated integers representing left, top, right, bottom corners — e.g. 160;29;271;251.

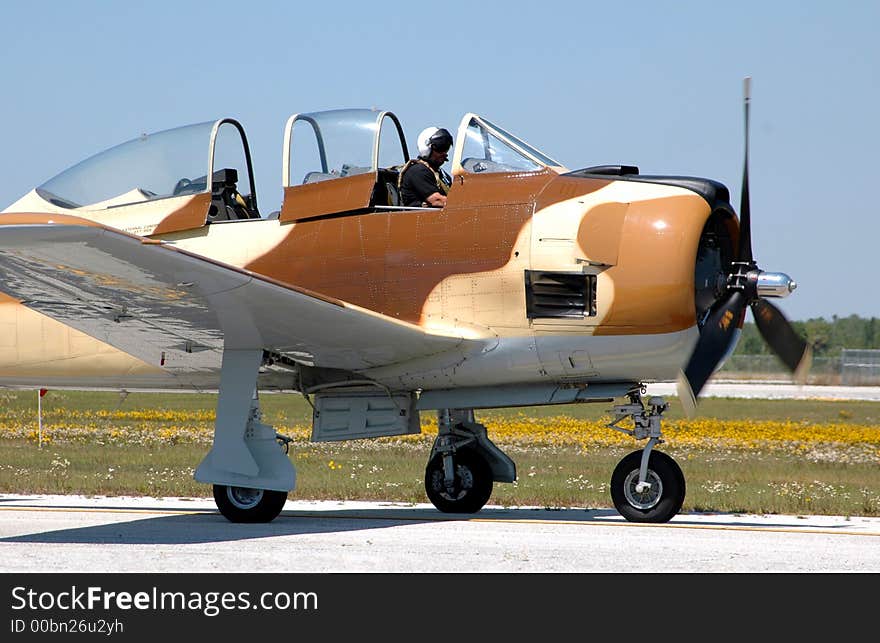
39;388;48;397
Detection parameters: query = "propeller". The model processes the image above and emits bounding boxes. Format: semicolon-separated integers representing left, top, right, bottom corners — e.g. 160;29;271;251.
677;78;813;416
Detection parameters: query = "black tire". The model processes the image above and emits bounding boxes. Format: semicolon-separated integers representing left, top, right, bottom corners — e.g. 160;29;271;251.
425;449;493;514
213;485;288;523
610;450;685;523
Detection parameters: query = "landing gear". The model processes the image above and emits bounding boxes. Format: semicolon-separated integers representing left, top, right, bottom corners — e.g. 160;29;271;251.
610;450;685;523
606;389;686;523
194;349;296;524
424;409;516;514
425;449;493;513
213;485;288;523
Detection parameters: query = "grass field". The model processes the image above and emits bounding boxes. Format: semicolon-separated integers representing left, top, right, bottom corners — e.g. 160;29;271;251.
0;389;878;516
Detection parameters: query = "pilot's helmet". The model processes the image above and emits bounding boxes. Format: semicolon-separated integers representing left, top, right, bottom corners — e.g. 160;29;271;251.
417;127;453;158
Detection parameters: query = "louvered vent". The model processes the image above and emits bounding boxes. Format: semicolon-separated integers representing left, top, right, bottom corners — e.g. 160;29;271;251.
525;270;597;319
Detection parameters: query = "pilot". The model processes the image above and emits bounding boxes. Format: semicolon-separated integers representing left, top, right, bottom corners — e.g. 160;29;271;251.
399;127;453;208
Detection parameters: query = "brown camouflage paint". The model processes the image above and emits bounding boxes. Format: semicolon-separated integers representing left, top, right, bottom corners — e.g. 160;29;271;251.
248;171;722;333
248;171;564;325
280;172;376;222
589;193;713;335
0;212;105;227
151;192;212;235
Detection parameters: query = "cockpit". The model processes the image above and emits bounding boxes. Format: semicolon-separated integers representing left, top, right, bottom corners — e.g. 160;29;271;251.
279;109;411;221
3;109;567;233
279;109;566;221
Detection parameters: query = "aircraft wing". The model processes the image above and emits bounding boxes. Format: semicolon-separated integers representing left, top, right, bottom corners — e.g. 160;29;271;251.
0;214;479;380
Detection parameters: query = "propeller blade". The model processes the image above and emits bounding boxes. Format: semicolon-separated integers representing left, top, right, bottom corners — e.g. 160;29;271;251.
751;299;812;383
677;290;747;417
737;76;753;264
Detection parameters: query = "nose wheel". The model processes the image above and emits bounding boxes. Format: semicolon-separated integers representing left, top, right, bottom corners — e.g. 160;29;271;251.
606;390;687;522
610;450;685;523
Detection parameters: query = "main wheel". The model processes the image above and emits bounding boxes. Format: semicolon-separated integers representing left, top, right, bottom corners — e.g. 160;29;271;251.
610;450;685;523
425;449;493;513
213;485;288;523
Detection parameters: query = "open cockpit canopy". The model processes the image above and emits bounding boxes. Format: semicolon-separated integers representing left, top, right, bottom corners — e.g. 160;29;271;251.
279;108;410;221
278;109;567;221
283;108;409;187
4;119;259;235
3;108;567;229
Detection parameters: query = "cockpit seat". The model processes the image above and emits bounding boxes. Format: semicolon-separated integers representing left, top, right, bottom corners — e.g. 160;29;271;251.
385;182;400;206
369;167;401;208
208;168;256;222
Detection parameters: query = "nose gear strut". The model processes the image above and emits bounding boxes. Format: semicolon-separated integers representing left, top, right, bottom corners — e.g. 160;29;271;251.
605;388;685;523
607;388;669;491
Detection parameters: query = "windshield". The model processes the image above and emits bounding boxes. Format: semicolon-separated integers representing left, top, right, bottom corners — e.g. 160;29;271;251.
35;120;254;210
480;117;561;167
459;116;563;174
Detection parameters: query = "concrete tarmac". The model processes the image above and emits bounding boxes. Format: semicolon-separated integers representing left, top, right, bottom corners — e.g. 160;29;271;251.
1;495;878;573
646;381;880;401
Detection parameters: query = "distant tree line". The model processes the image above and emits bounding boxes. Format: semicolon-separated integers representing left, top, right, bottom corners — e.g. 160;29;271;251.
735;314;880;358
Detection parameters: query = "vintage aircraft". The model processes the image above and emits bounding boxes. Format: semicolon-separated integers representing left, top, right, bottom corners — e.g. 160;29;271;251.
0;79;810;523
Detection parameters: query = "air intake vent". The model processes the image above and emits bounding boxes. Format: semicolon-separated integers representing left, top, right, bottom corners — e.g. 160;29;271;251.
525;270;596;319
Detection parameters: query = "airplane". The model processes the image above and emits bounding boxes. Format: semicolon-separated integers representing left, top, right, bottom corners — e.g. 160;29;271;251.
0;78;811;524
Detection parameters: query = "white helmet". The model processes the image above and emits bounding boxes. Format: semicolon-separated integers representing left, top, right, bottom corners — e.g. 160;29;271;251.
417;126;453;158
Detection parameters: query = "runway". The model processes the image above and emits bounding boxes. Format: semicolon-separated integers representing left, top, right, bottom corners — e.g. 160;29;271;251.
2;385;878;574
646;381;880;401
1;495;878;572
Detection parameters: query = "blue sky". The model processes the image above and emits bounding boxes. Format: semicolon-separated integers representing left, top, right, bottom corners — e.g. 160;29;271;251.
2;0;877;320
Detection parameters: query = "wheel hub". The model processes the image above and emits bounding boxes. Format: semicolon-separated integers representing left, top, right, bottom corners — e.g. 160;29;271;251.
227;486;264;510
623;469;663;510
434;464;473;501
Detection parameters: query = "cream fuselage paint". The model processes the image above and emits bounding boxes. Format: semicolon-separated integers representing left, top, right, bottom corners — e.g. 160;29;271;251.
172;174;710;387
0;173;718;390
526;179;710;382
6;189;212;237
0;292;168;388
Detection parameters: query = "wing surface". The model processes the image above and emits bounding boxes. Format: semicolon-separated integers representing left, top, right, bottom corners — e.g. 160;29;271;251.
0;215;478;377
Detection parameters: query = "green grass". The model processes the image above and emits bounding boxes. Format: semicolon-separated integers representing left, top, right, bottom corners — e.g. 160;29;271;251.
6;388;880;425
1;390;879;516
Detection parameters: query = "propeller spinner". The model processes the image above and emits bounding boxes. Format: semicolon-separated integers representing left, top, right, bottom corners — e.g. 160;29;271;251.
676;78;813;416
